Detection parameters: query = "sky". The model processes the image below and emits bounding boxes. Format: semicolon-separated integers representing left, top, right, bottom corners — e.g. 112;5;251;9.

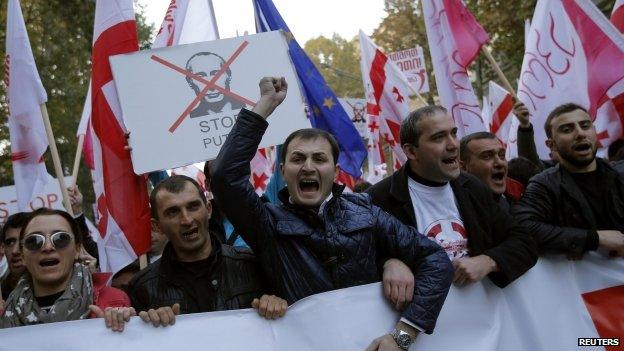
136;0;386;44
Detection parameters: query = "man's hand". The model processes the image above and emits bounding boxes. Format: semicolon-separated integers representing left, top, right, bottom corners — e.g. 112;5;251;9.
79;247;97;272
453;255;498;286
138;303;181;327
513;101;530;128
366;335;402;351
382;259;414;311
366;321;418;351
251;77;288;119
597;230;624;257
90;305;136;332
67;185;84;215
252;294;288;320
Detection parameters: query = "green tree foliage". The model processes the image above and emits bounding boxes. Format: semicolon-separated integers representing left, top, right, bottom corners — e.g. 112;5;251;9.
0;0;153;216
304;34;364;98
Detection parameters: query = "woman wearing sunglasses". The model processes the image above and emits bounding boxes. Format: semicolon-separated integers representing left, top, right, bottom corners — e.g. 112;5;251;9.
0;208;134;331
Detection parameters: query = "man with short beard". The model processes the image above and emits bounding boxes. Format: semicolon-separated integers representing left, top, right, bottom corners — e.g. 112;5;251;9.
513;103;624;258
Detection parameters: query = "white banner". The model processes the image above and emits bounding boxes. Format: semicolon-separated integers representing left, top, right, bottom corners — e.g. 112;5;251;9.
110;30;309;174
1;254;622;351
0;177;72;223
387;47;430;94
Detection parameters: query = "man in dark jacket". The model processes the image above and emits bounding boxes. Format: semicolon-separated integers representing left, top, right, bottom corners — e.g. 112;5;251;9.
368;105;538;289
212;77;453;351
127;175;288;326
513;103;624;258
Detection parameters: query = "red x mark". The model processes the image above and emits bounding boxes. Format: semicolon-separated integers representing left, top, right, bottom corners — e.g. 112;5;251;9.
150;41;256;133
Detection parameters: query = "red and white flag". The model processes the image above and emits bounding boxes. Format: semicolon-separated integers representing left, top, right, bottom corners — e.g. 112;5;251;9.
612;0;624;33
250;147;276;195
510;0;624;159
359;30;411;175
90;0;150;275
154;0;219;48
76;85;94;170
421;0;489;138
5;0;52;211
171;164;207;192
486;80;514;149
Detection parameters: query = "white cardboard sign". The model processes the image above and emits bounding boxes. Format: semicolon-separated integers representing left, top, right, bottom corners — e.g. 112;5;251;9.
0;177;72;223
388;46;430;94
110;31;309;174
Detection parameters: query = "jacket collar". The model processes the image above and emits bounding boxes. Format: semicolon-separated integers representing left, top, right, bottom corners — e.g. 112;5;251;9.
158;235;221;285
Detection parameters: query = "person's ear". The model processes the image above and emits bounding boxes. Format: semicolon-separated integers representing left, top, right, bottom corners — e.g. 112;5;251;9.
402;143;418;161
545;139;555;152
151;218;162;235
74;243;83;261
459;158;468;171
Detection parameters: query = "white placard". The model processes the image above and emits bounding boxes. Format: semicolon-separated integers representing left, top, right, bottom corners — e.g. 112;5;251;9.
387;46;430;94
0;177;72;223
110;31;309;174
338;97;367;138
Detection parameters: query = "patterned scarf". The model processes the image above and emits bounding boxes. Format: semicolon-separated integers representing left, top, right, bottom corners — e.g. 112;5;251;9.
0;263;93;328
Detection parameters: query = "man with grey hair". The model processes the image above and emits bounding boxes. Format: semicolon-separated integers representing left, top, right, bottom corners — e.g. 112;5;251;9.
185;51;245;117
368;105;537;288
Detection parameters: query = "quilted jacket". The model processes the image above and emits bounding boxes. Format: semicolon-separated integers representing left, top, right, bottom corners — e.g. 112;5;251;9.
211;109;453;334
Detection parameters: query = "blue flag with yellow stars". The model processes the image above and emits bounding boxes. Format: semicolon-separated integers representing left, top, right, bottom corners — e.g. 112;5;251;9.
253;0;366;178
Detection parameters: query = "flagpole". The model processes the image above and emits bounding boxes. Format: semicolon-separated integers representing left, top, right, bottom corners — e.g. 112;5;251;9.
139;254;148;270
70;134;85;188
481;47;518;99
40;103;74;216
406;85;430;106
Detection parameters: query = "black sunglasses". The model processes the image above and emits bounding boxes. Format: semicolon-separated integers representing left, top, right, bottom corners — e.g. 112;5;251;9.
22;231;74;252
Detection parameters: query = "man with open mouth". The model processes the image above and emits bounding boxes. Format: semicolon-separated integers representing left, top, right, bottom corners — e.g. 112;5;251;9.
127;175;289;325
368;105;537;290
459;131;518;213
513;103;624;259
212;77;453;351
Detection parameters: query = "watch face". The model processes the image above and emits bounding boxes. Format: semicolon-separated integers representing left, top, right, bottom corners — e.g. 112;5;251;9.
396;333;412;349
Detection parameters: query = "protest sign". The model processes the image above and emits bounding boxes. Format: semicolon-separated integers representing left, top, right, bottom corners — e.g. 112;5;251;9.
2;253;621;351
110;30;309;174
338;98;367;138
0;177;71;223
387;46;430;94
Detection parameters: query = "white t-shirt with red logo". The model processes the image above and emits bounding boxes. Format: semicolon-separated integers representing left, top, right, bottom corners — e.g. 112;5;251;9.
407;178;468;261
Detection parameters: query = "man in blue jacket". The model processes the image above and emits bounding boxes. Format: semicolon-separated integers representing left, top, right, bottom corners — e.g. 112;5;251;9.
212;77;453;351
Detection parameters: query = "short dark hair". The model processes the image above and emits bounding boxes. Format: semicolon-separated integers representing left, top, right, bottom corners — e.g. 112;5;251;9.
507;157;542;187
459;131;498;162
400;105;447;147
1;212;29;242
150;175;207;219
19;208;83;246
608;138;624;162
281;128;340;165
544;103;588;139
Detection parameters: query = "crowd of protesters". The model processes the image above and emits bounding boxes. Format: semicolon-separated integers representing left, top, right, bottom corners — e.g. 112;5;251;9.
0;77;623;350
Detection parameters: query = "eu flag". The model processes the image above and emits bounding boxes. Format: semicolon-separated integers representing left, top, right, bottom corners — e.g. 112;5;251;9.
253;0;366;178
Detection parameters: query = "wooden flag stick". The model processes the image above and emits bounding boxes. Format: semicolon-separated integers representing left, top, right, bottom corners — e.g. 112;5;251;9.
70;134;85;188
406;84;429;106
40;103;74;217
481;46;518;100
139;254;148;270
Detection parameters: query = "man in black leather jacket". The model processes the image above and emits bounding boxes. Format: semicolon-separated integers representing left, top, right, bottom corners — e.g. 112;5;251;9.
211;77;453;351
127;175;289;326
513;103;624;258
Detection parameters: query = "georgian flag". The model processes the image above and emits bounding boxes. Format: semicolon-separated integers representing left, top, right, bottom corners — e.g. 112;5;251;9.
486;80;514;150
612;0;624;33
89;0;151;275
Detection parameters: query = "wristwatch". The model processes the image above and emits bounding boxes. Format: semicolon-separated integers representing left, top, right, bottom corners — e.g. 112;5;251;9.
391;329;414;350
